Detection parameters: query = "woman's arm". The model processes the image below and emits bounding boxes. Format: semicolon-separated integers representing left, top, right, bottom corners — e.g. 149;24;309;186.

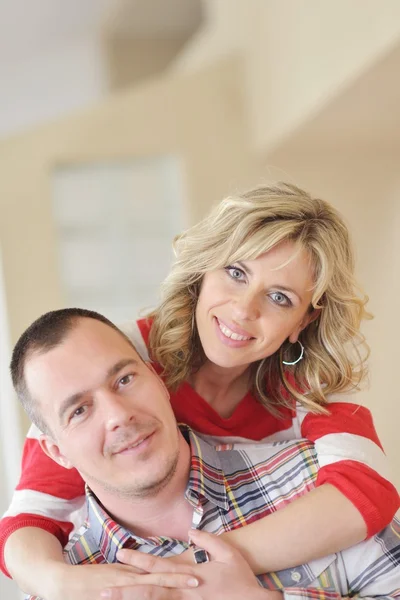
169;401;398;575
168;483;365;574
5;528;66;598
226;400;399;574
0;425;85;578
300;400;399;536
220;483;365;574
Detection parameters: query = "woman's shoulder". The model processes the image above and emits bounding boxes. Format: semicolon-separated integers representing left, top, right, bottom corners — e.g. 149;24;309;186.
118;317;153;361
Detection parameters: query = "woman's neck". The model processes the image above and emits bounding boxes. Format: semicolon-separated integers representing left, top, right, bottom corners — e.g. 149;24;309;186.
189;362;252;418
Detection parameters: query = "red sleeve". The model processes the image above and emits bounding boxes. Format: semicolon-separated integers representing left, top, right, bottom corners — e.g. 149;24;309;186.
0;435;84;578
0;515;74;578
300;402;400;537
15;437;84;498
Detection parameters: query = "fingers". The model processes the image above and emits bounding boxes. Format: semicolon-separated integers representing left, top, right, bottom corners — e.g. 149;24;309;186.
101;569;198;593
101;584;190;600
188;529;236;564
141;573;199;589
117;550;195;576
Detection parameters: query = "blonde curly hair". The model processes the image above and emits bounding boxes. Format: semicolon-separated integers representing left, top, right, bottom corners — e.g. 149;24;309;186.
148;182;371;415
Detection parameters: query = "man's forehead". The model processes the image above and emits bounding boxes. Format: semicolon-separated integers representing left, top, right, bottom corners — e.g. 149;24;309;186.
25;320;141;389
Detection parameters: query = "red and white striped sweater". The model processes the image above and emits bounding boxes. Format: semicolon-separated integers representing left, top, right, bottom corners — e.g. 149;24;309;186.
1;318;399;577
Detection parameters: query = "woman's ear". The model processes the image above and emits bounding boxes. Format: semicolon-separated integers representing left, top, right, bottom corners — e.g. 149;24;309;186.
289;309;321;344
39;435;73;470
304;308;321;328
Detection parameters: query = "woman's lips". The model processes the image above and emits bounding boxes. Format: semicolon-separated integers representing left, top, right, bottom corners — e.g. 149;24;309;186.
214;317;255;348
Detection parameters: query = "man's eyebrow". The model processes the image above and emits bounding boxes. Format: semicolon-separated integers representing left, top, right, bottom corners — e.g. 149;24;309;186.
58;391;86;423
58;358;139;423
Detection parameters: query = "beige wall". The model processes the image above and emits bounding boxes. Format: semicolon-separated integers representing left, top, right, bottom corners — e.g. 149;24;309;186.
173;0;400;154
248;0;400;151
0;54;398;489
0;57;262;434
105;37;189;90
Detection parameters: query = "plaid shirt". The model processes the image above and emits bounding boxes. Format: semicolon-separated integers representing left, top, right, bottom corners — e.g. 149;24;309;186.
28;427;400;600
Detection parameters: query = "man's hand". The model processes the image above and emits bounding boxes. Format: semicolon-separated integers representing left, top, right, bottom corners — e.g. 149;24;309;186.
49;560;198;600
106;528;283;600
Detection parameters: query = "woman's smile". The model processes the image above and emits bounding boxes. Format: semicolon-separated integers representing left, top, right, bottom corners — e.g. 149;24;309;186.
195;240;316;370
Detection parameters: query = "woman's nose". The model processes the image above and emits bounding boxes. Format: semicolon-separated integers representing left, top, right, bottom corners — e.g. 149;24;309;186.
231;291;261;321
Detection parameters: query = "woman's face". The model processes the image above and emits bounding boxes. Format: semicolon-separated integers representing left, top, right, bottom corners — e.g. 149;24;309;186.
195;240;317;371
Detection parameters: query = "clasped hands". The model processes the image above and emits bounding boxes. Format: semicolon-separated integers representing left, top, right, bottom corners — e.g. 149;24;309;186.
100;528;283;600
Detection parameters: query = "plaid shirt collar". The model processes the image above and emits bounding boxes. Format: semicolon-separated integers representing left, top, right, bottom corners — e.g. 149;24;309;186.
86;425;228;563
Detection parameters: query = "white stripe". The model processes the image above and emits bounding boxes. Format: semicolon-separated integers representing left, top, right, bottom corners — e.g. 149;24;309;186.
294;394;368;436
325;391;365;405
119;320;150;361
315;432;393;482
3;488;86;532
26;423;43;439
197;426;297;446
293;403;308;436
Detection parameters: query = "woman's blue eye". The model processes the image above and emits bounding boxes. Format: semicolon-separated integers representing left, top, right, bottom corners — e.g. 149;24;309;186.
270;292;291;306
225;266;245;281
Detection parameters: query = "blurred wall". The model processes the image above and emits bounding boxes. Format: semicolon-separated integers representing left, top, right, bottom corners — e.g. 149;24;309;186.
0;35;107;138
172;0;400;153
0;57;263;432
106;37;189;91
0;2;399;488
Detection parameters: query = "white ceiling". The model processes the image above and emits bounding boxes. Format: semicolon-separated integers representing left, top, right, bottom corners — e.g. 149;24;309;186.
0;0;202;64
0;0;112;62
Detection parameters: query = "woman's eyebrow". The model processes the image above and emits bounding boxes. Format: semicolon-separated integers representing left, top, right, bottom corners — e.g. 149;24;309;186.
236;261;252;275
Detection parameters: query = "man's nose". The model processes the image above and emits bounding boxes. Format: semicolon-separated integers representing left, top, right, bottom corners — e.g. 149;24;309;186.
232;291;261;321
101;392;135;431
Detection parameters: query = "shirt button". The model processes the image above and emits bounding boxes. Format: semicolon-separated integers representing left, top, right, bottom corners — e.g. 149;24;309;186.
291;571;302;583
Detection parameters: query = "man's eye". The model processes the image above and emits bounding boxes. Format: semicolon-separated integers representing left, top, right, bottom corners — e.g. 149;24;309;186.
225;266;245;281
72;406;87;419
118;374;134;387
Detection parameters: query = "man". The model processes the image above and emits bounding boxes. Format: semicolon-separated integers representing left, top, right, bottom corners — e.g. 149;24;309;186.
10;308;400;600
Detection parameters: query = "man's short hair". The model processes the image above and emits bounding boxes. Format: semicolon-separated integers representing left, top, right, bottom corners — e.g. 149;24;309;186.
10;308;125;435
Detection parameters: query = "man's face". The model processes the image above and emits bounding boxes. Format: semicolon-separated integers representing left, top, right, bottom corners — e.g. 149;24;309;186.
25;318;180;498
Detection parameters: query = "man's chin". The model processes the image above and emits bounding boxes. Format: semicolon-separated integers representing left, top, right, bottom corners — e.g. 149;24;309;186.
85;453;180;500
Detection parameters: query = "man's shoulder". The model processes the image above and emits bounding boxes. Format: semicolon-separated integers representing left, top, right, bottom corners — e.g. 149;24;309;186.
214;437;316;464
195;432;318;493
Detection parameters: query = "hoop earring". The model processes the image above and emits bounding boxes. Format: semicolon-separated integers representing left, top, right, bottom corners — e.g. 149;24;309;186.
282;341;304;366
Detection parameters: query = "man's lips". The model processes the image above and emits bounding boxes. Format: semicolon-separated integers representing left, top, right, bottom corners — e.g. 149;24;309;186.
112;432;154;455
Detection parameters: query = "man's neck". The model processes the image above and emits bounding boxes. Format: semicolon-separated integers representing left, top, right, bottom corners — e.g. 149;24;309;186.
91;434;194;540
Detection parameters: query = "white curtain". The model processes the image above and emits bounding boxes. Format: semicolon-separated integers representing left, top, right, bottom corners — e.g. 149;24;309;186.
0;245;24;599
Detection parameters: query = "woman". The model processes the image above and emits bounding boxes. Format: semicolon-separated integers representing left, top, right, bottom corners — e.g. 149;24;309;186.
2;183;399;599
